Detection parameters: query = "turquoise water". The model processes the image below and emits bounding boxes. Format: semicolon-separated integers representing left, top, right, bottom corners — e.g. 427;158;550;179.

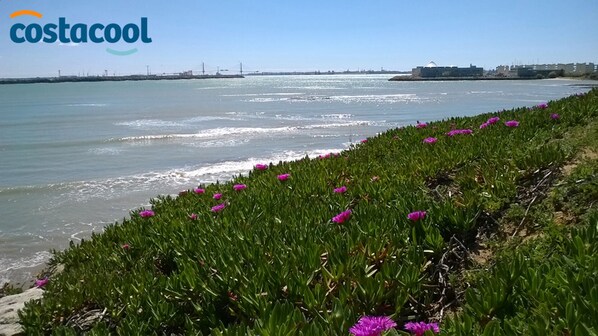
0;75;593;284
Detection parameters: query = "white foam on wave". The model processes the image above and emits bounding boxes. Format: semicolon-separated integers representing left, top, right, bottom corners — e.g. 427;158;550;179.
115;121;373;143
66;103;107;107
115;116;241;130
36;146;349;206
115;119;187;129
220;92;305;97
321;113;353;119
0;250;52;286
246;93;424;104
182;148;347;183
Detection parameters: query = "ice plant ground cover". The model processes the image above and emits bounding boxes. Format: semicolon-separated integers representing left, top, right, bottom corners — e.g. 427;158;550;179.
20;90;598;335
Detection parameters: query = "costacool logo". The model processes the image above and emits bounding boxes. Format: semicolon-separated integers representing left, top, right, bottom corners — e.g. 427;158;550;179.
9;9;151;55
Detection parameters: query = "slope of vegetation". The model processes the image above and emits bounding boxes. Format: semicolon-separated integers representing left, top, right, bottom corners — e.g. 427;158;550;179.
20;90;598;335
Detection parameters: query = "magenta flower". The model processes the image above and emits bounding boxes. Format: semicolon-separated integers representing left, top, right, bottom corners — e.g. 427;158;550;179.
551;113;560;120
536;103;548;109
505;120;519;127
213;193;222;200
332;209;352;224
407;211;427;221
446;129;473;137
423;137;438;144
122;243;130;250
334;186;348;193
350;316;397;336
255;163;268;171
487;116;500;124
211;203;226;212
404;321;440;336
277;173;291;181
233;184;247;191
139;209;155;218
194;188;205;194
479;122;490;129
34;277;49;288
319;152;339;159
416;122;427;129
188;213;198;220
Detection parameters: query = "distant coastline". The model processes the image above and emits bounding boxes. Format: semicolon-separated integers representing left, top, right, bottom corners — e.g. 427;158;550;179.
388;76;541;82
0;74;244;85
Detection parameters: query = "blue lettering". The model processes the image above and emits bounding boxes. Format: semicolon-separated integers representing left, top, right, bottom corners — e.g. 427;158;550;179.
43;23;58;43
122;23;139;43
25;24;42;43
58;17;70;43
70;23;88;43
9;18;152;45
10;23;26;43
140;17;152;43
89;23;104;43
104;23;121;43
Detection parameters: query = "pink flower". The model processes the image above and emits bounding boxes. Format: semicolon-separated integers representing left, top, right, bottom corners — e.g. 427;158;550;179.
505;120;519;127
404;321;440;336
122;243;130;250
551;113;560;120
255;163;268;171
407;211;426;221
350;316;397;336
416;122;427;129
361;139;368;143
446;129;473;137
334;186;347;193
277;173;291;181
536;103;548;109
332;209;352;224
211;203;226;212
139;209;155;218
487;116;500;124
213;193;222;200
233;184;247;191
194;188;205;194
319;152;339;159
34;277;49;288
188;213;198;220
479;122;490;129
423;137;437;144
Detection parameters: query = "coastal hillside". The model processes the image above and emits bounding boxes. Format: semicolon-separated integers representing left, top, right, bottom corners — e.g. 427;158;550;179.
19;90;598;335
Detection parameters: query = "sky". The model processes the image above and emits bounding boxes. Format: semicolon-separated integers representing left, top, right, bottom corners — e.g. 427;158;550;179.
1;0;597;77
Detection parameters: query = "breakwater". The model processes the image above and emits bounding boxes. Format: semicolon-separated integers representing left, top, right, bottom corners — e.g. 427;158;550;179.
0;74;244;85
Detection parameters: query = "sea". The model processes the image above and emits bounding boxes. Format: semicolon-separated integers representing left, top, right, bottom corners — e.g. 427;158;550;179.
0;75;594;285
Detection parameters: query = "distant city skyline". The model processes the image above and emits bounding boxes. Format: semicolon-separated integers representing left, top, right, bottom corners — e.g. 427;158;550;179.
1;0;597;78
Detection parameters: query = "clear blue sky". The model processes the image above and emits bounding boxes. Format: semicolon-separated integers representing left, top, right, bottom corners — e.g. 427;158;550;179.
1;0;597;77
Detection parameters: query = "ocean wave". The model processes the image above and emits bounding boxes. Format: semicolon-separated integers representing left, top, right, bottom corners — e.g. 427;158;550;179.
220;92;305;97
115;116;241;130
115;119;188;129
321;113;353;119
65;103;107;107
0;251;52;287
113;122;372;143
1;148;348;205
246;93;424;104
